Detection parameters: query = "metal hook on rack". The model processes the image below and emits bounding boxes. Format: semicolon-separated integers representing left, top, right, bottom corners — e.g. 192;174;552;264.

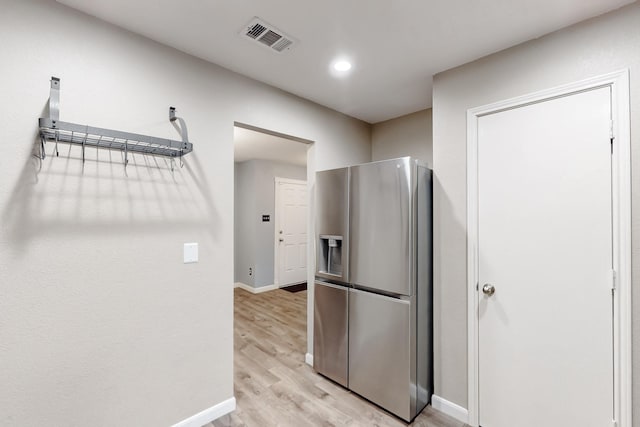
95;135;103;157
124;140;129;169
81;134;86;164
39;134;46;160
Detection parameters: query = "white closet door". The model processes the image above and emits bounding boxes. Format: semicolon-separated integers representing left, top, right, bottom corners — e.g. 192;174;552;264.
477;87;613;427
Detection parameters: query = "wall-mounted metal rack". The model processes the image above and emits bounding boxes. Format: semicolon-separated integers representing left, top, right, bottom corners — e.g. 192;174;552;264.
38;77;193;166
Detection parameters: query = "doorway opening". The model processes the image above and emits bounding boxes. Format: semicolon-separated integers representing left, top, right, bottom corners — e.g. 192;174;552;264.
229;122;315;424
233;123;311;293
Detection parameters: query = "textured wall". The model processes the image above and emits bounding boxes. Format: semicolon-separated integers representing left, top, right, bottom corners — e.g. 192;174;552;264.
432;1;640;419
372;109;433;166
0;0;370;425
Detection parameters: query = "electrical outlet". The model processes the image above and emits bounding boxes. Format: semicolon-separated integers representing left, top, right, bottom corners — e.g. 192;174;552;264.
249;267;253;276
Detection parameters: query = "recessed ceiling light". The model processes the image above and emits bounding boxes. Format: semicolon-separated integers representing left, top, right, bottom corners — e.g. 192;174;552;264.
333;60;352;72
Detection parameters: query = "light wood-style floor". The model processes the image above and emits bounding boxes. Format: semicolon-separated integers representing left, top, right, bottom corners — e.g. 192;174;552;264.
212;288;467;427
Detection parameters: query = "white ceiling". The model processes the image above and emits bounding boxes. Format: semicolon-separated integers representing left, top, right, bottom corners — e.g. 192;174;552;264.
234;126;308;167
57;0;634;123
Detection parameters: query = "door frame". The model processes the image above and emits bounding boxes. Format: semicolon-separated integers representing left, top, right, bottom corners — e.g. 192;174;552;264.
273;177;308;287
466;70;631;427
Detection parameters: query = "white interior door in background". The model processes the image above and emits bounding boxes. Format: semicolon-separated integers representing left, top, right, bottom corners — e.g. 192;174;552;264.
275;178;308;286
476;87;613;427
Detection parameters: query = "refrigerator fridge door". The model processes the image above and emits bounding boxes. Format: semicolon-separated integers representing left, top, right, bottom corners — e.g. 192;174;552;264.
350;157;413;296
348;288;413;422
315;167;349;283
313;281;349;387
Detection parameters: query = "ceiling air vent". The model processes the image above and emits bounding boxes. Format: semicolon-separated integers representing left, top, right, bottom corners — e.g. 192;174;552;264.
240;17;297;53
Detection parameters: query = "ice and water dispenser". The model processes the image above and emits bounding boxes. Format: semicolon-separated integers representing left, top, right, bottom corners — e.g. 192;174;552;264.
315;166;349;283
318;235;343;276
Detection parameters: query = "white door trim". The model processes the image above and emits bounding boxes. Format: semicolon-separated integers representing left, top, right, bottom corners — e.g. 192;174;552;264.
274;177;307;287
466;69;631;427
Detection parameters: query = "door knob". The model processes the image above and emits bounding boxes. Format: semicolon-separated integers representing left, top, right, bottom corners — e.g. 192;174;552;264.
482;283;495;296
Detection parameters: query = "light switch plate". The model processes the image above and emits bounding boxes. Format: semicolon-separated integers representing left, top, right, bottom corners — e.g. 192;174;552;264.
184;243;198;263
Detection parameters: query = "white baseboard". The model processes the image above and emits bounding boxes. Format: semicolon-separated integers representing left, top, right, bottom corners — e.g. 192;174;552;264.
234;282;279;294
431;395;468;424
305;352;313;366
172;397;236;427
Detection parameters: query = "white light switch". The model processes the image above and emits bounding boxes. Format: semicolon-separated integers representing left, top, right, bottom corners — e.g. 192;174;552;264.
184;243;198;263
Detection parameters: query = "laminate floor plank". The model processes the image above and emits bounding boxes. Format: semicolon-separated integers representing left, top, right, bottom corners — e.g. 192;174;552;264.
211;288;467;427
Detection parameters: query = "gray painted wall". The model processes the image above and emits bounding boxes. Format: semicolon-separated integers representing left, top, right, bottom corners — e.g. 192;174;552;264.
432;2;640;419
234;161;256;286
0;1;370;425
234;159;307;288
372;108;433;166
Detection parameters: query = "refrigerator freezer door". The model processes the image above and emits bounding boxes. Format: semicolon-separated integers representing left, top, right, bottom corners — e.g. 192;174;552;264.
315;167;349;283
313;281;349;387
350;158;413;296
348;288;413;421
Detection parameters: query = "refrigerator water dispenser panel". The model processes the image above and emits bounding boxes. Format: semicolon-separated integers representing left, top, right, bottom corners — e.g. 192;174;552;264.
319;235;343;276
315;166;350;283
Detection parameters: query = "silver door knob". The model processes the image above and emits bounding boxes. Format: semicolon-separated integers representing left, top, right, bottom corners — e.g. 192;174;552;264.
482;283;495;296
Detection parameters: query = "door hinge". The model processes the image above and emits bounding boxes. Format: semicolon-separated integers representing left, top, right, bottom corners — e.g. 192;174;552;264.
609;120;615;140
611;269;617;291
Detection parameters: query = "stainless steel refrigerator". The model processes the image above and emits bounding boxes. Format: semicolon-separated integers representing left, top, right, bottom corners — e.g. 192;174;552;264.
313;157;433;422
